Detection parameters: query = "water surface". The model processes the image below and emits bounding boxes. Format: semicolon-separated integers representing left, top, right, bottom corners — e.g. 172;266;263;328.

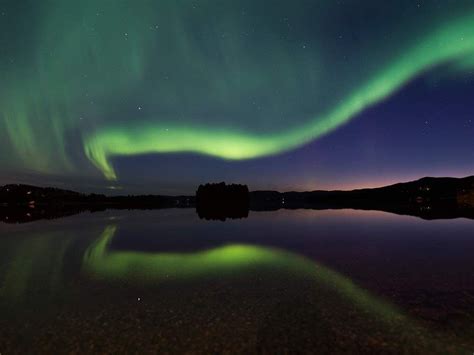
1;209;473;353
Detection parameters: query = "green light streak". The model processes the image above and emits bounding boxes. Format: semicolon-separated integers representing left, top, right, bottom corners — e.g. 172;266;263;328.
0;230;74;305
0;223;468;350
83;225;401;321
1;1;474;180
82;224;471;350
84;12;474;180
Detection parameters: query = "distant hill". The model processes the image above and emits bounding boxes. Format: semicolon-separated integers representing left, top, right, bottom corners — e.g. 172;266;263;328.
2;176;474;207
0;184;85;203
0;184;193;207
1;176;474;223
250;176;474;219
251;176;474;205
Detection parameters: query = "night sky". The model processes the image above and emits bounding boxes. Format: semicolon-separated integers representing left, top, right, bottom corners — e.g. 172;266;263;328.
1;1;474;194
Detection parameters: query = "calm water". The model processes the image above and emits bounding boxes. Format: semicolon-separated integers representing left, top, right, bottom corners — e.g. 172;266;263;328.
1;208;473;354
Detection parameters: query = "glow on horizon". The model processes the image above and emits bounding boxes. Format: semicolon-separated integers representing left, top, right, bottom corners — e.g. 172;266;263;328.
294;169;474;192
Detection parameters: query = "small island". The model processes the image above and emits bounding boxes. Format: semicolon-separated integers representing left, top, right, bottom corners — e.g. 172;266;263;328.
1;176;474;223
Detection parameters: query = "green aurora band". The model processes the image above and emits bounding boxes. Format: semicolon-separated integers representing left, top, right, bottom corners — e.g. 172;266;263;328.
1;1;474;180
0;223;467;350
81;224;460;352
83;225;401;320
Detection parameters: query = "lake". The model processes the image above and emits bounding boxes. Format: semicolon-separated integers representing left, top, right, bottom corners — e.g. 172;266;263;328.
1;208;473;354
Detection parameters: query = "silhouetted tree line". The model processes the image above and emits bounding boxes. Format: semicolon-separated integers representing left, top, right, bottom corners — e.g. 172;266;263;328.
2;177;474;224
196;182;249;221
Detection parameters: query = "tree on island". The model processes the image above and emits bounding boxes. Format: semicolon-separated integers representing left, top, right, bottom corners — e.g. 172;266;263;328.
196;182;249;221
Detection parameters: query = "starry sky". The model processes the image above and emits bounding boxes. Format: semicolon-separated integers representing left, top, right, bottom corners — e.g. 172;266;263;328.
1;0;474;194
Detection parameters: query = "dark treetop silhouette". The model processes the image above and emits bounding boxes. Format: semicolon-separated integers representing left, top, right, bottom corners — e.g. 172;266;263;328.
1;176;474;223
196;182;250;221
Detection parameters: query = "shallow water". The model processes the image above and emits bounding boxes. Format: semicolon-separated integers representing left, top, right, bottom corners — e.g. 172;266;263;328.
0;208;473;354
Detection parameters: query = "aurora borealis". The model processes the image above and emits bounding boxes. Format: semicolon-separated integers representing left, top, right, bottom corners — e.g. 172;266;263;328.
83;224;404;323
1;1;474;192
